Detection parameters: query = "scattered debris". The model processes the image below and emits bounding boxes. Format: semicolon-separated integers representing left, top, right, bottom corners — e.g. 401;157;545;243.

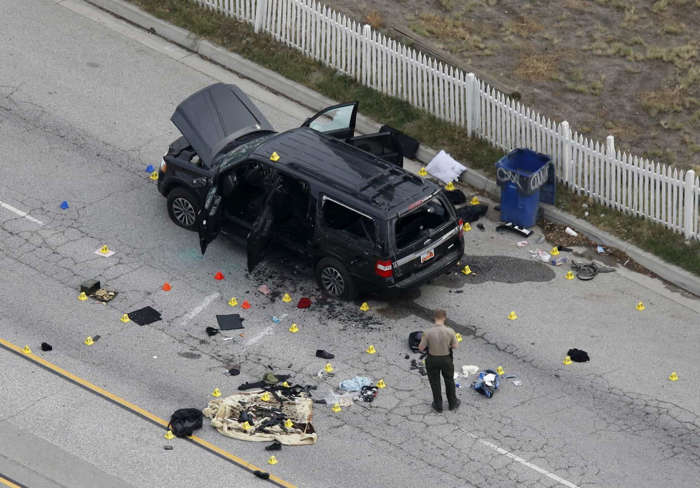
360;385;379;402
550;257;568;266
265;440;282;451
472;370;501;398
596;245;607;254
570;260;616;281
206;326;219;336
496;222;533;237
163;445;174;450
168;408;203;437
216;314;245;330
204;391;317;445
516;240;528;247
297;297;311;309
41;342;52;351
339;376;373;392
426;149;466;183
92;288;117;303
476;223;485;231
80;279;101;296
315;349;334;359
228;368;240;376
254;471;270;480
456;203;488;222
445;188;466;205
565;226;578;237
257;284;271;295
567;348;590;362
529;249;551;263
128;306;161;326
408;331;423;352
461;365;479;378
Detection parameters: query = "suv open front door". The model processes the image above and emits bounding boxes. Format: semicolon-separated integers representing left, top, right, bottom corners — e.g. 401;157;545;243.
198;185;223;255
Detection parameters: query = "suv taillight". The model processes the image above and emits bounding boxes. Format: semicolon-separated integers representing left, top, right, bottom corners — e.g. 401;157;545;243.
375;259;393;278
458;218;463;230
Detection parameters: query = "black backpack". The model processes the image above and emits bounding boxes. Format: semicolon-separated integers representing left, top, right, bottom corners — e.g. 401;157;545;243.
168;408;203;438
408;331;423;352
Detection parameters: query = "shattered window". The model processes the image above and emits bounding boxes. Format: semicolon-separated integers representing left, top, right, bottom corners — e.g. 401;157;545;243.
395;197;451;249
322;199;375;242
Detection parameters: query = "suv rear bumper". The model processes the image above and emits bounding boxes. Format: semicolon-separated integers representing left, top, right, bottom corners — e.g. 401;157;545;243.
389;245;463;289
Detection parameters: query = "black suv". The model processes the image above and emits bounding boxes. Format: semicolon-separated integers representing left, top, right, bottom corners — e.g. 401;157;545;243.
157;83;464;299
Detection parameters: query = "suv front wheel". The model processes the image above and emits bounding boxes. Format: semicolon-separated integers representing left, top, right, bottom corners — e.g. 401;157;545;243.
167;187;201;231
315;257;357;300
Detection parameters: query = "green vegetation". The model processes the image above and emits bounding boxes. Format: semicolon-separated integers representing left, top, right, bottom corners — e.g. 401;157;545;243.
124;0;700;277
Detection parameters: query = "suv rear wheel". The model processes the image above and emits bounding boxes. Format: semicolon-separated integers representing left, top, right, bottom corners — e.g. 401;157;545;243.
167;187;200;231
315;257;357;300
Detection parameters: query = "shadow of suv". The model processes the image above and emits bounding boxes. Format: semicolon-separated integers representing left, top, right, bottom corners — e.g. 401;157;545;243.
157;83;464;299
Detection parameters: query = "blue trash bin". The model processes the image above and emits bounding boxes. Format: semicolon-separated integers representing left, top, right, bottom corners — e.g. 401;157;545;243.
495;149;555;228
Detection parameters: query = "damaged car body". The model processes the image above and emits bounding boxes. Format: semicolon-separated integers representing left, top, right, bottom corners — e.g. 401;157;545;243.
157;83;464;299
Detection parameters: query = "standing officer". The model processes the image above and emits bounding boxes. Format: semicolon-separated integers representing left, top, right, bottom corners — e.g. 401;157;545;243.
418;309;460;412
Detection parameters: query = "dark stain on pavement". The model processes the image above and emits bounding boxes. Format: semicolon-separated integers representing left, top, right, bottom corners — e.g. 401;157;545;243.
430;255;555;287
178;351;201;359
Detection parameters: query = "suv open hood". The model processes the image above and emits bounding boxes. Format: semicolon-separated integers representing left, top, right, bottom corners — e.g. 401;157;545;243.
170;83;274;167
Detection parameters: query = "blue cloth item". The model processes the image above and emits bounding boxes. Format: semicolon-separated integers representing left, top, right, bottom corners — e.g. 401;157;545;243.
339;376;373;392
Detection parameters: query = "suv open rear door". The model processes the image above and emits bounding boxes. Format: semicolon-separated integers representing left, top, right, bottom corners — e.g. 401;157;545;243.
303;102;404;167
198;185;223;254
302;102;358;139
246;174;282;271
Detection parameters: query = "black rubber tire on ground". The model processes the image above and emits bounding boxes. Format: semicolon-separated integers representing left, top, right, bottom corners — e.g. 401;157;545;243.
167;187;201;231
315;257;357;301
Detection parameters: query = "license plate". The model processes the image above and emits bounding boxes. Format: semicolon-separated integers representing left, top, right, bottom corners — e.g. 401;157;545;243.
420;248;435;263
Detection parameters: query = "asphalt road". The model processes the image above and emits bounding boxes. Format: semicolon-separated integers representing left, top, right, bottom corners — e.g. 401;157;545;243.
1;1;699;487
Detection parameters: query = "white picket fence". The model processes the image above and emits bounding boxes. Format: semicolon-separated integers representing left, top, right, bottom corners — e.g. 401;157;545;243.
195;0;699;240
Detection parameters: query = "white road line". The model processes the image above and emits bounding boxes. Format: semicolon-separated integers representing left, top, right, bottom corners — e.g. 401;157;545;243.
179;292;220;325
244;325;274;347
470;434;581;488
0;200;44;225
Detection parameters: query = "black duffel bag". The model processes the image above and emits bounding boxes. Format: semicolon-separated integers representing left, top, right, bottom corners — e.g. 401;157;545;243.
168;408;203;438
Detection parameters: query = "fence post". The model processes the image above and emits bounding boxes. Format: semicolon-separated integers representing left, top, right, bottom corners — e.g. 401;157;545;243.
362;24;372;87
560;121;571;184
606;135;615;206
467;73;480;137
684;169;696;239
254;0;268;33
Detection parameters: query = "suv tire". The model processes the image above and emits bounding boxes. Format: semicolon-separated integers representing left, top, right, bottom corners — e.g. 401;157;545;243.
167;187;201;231
315;257;357;301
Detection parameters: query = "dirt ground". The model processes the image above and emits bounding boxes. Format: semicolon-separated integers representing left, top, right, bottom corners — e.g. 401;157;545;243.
321;0;699;172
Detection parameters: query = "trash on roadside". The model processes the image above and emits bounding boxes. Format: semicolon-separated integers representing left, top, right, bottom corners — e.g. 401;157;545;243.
324;391;355;407
257;284;271;295
206;326;219;336
204;391;317;445
565;226;578;237
216;314;245;330
265;440;282;451
516;240;528;247
445;188;466;205
168;408;203;438
426;150;466;183
530;249;551;263
570;260;616;281
550;257;568;266
456;203;488;223
461;365;479;378
496;221;533;237
297;297;311;309
476;223;486;231
315;349;334;359
567;348;590;362
228;367;240;376
360;385;379;402
93;288;117;302
128;306;161;325
163;445;174;450
596;245;606;254
80;279;101;296
41;342;53;351
339;376;373;392
472;369;501;398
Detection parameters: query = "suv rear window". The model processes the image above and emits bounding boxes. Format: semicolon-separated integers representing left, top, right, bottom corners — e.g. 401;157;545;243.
322;199;376;243
395;197;451;249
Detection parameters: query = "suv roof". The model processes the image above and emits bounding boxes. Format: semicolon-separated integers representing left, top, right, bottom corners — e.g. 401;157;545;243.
251;127;439;216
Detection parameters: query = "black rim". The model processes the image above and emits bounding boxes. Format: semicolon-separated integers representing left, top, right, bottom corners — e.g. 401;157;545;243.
172;197;196;227
321;266;345;296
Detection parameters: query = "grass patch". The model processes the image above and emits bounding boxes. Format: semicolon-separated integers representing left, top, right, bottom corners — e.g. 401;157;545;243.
411;13;491;54
123;0;700;277
515;54;559;81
